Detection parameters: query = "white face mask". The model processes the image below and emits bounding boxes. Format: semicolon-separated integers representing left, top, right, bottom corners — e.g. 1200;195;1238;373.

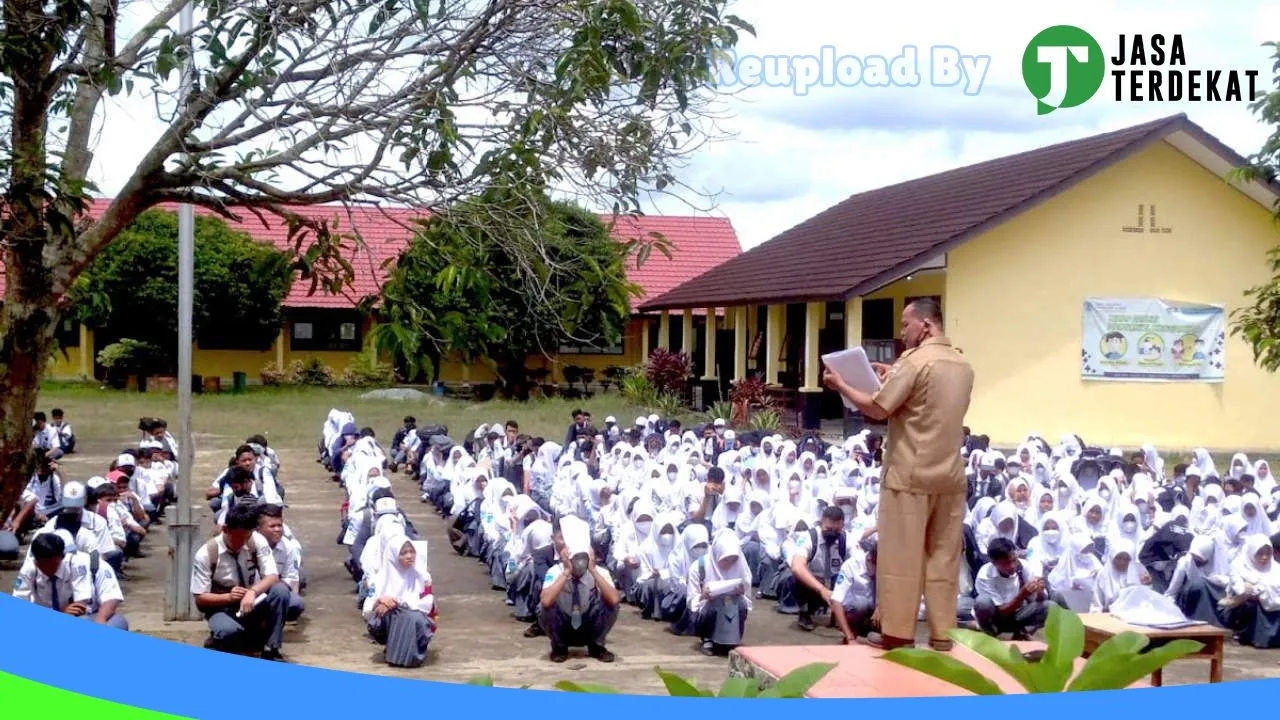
690;545;708;559
633;458;644;468
1099;488;1112;501
635;520;652;534
1042;529;1061;544
789;480;801;491
658;533;675;547
667;471;677;481
816;473;828;481
1122;520;1137;533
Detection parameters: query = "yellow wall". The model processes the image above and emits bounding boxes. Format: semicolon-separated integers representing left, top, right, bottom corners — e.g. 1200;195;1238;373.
947;140;1280;452
436;316;648;383
863;270;946;337
47;327;93;380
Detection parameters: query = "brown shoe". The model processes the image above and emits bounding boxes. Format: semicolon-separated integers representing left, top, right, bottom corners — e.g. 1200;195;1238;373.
929;638;954;652
858;633;914;650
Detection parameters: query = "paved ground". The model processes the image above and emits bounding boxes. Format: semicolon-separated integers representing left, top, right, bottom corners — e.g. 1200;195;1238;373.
5;431;1280;693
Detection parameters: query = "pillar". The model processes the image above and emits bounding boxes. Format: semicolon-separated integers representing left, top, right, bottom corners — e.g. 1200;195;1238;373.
800;301;823;430
733;306;748;381
845;296;863;349
702;308;717;380
682;309;694;358
765;304;783;385
78;325;90;377
276;327;286;372
658;311;671;350
640;317;651;359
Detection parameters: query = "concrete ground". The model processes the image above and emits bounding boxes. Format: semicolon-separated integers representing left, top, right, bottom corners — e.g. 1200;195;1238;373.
5;431;1280;694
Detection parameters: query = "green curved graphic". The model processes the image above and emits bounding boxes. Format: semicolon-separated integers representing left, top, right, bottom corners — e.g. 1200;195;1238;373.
2;671;190;718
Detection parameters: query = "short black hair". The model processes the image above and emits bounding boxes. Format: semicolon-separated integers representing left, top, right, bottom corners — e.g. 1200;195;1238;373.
1173;463;1188;476
668;420;681;430
225;502;259;531
256;503;284;521
404;416;416;425
51;408;64;417
359;427;376;438
860;537;878;560
33;411;46;422
247;434;268;447
32;532;65;560
235;444;256;459
821;505;845;523
1103;331;1125;343
571;408;584;418
706;466;725;483
228;467;255;485
987;537;1016;562
505;420;518;430
906;297;943;327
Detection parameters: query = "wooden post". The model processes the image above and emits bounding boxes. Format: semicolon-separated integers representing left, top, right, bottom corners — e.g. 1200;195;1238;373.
658;311;671;350
845;296;863;349
765;304;783;385
802;301;821;391
734;306;748;381
276;327;286;372
703;309;718;380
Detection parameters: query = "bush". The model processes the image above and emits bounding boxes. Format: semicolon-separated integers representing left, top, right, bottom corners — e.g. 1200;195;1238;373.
729;376;772;425
259;362;286;386
704;400;735;426
746;408;782;433
620;368;658;406
467;662;835;697
602;365;627;391
644;347;691;396
652;392;686;418
97;339;161;377
341;347;396;387
289;358;335;386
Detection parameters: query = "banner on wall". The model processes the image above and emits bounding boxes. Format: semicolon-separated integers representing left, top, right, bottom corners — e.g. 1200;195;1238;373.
1081;297;1226;382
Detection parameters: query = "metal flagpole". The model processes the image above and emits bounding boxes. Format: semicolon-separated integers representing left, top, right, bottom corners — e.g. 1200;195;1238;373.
165;1;200;621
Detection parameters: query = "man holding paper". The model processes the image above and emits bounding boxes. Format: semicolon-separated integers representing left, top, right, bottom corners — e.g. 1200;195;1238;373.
822;298;973;651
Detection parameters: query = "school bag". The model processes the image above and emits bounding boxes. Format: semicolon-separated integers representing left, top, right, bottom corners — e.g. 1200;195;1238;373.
805;527;846;586
204;536;263;593
0;530;18;561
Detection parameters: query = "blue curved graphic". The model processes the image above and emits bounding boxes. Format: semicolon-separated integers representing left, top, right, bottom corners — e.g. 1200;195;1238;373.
1;591;1276;717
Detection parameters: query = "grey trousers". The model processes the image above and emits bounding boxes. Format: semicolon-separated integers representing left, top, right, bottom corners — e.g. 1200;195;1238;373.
538;600;620;650
206;583;291;651
973;596;1051;637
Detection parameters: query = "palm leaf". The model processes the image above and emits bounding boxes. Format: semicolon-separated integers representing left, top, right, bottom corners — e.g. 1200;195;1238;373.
1034;604;1085;692
881;648;1006;696
717;677;758;698
757;662;837;698
654;667;709;697
1068;640;1204;692
948;628;1041;691
554;680;621;694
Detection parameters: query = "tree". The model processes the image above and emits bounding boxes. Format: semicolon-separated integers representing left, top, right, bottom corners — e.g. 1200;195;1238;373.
371;195;646;396
72;209;295;371
1232;40;1280;370
0;0;753;510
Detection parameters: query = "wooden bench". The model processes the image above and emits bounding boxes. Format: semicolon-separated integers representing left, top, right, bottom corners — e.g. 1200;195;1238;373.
1078;612;1230;685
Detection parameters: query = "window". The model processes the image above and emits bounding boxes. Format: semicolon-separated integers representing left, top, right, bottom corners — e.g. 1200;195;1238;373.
558;340;624;355
288;310;363;351
54;318;80;349
861;298;894;340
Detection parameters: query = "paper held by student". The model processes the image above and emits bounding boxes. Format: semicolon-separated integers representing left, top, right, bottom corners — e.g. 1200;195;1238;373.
821;347;881;409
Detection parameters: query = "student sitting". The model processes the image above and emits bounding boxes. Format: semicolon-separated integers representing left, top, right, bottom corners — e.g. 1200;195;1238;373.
973;538;1052;640
777;506;848;632
829;538;878;644
53;529;130;630
633;514;681;621
50;408;75;454
666;523;710;636
4;451;62;539
362;535;436;667
36;481;124;576
256;504;304;622
538;516;620;663
686;531;752;656
31;411;64;460
13;531;93;617
1165;535;1229;626
190;503;290;660
1224;535;1280;648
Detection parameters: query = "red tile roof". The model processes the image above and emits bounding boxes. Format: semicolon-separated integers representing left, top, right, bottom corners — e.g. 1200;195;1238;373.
640;114;1250;311
1;200;740;311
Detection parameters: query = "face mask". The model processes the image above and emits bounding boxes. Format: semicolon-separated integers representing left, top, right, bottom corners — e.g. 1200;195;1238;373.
1041;529;1061;544
822;530;841;543
690;546;708;560
1099;489;1112;500
1122;520;1137;533
1058;486;1071;497
667;471;677;481
633;459;644;468
816;473;828;481
635;521;652;534
571;556;589;577
658;533;675;547
788;480;800;491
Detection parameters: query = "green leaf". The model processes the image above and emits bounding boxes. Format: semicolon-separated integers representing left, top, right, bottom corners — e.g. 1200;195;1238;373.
1034;604;1084;692
655;667;707;697
1068;640;1204;692
717;677;757;698
881;649;1006;696
948;629;1040;691
466;676;494;686
554;681;621;694
757;662;836;698
1082;631;1148;666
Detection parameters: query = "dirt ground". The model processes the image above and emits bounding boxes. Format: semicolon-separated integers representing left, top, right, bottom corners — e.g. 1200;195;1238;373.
5;427;1280;694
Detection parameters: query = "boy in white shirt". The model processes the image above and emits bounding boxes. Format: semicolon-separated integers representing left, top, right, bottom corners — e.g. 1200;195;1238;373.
30;412;64;459
50;408;75;454
256;504;304;621
830;538;878;644
973;537;1051;640
13;530;93;616
4;452;62;539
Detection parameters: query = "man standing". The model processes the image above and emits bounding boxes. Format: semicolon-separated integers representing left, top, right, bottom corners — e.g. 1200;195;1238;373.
822;298;973;651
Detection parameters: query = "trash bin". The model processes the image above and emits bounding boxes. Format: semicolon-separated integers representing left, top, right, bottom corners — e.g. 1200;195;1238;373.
192;374;203;394
232;371;248;393
433;381;446;397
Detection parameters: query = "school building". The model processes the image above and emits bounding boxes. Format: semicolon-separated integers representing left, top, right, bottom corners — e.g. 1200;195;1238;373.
639;114;1280;452
31;202;741;386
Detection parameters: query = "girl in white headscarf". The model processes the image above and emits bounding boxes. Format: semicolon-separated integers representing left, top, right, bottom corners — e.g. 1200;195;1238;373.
505;496;553;626
362;536;435;668
1166;534;1229;626
1048;534;1102;611
1191;448;1217;479
666;523;711;636
773;441;799;486
977;501;1021;556
1238;492;1271;539
1226;535;1280;647
712;481;744;535
1093;543;1145;612
1070;495;1109;546
612;501;656;602
685;530;752;655
1190;484;1225;536
480;479;517;589
1254;460;1277;497
634;513;683;621
967;497;997;535
756;501;796;600
1025;511;1068;577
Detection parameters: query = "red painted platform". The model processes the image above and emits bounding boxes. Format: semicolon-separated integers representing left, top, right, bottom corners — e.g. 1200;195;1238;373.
731;641;1151;698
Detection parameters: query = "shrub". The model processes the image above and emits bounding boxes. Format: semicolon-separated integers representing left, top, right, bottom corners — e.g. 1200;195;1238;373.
746;408;782;433
341;347;396;387
620;368;658;406
97;339;161;377
704;400;735;426
259;362;286;386
652;392;686;418
289;358;335;386
468;662;835;697
729;376;772;426
644;348;691;396
602;365;627;391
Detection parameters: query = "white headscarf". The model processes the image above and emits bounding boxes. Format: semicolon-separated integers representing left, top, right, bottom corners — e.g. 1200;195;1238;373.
705;530;752;611
1048;533;1101;595
372;535;429;604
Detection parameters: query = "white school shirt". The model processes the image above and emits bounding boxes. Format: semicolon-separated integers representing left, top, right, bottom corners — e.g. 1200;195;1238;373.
31;425;61;452
86;556;125;616
256;464;283;505
832;551;875;609
13;553;93;609
269;540;302;592
20;473;63;515
190;532;279;594
975;559;1044;606
35;514;116;557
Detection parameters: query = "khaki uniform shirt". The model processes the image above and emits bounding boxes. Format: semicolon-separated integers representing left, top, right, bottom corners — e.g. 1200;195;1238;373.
872;336;974;495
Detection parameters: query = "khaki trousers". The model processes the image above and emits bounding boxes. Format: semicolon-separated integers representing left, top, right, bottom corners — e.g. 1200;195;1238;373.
875;487;967;642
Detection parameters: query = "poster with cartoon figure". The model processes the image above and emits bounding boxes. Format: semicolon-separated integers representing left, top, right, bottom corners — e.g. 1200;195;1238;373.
1081;297;1225;382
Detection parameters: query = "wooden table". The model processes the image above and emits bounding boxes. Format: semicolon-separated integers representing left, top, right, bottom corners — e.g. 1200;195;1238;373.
1078;613;1230;685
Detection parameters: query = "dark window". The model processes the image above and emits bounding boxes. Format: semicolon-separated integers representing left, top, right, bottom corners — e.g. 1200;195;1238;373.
557;339;624;356
862;298;894;340
199;324;277;351
54;317;80;349
288;309;364;352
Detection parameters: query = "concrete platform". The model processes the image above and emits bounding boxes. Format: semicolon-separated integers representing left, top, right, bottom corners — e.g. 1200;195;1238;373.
729;641;1150;697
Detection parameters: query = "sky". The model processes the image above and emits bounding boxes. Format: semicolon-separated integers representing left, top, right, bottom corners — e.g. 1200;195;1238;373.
83;0;1279;250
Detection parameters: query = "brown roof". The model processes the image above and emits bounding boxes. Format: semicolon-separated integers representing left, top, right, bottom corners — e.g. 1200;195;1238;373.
640;114;1255;311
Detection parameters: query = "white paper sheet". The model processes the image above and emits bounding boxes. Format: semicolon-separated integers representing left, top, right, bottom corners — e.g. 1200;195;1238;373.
821;347;882;409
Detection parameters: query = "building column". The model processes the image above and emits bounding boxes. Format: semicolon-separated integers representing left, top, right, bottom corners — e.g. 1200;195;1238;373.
276;327;286;373
733;306;748;382
681;309;694;358
640;317;651;359
702;308;718;380
765;304;783;386
78;325;90;378
845;296;863;349
657;311;671;350
800;301;823;430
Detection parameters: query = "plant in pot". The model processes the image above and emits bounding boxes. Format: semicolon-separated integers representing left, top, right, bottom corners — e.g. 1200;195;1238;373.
881;604;1203;694
97;339;160;390
602;365;626;392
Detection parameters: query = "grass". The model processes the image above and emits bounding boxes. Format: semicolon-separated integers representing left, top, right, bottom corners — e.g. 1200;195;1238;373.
35;381;693;450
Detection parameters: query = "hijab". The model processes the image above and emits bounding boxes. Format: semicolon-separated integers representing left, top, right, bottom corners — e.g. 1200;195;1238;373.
373;535;429;603
668;523;709;585
1048;533;1102;594
705;530;753;611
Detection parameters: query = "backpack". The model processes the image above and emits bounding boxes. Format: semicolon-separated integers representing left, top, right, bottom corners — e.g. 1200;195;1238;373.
204;536;261;592
807;527;847;580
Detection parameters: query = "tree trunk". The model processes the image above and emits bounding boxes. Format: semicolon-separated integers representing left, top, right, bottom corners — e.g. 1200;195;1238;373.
0;279;59;517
